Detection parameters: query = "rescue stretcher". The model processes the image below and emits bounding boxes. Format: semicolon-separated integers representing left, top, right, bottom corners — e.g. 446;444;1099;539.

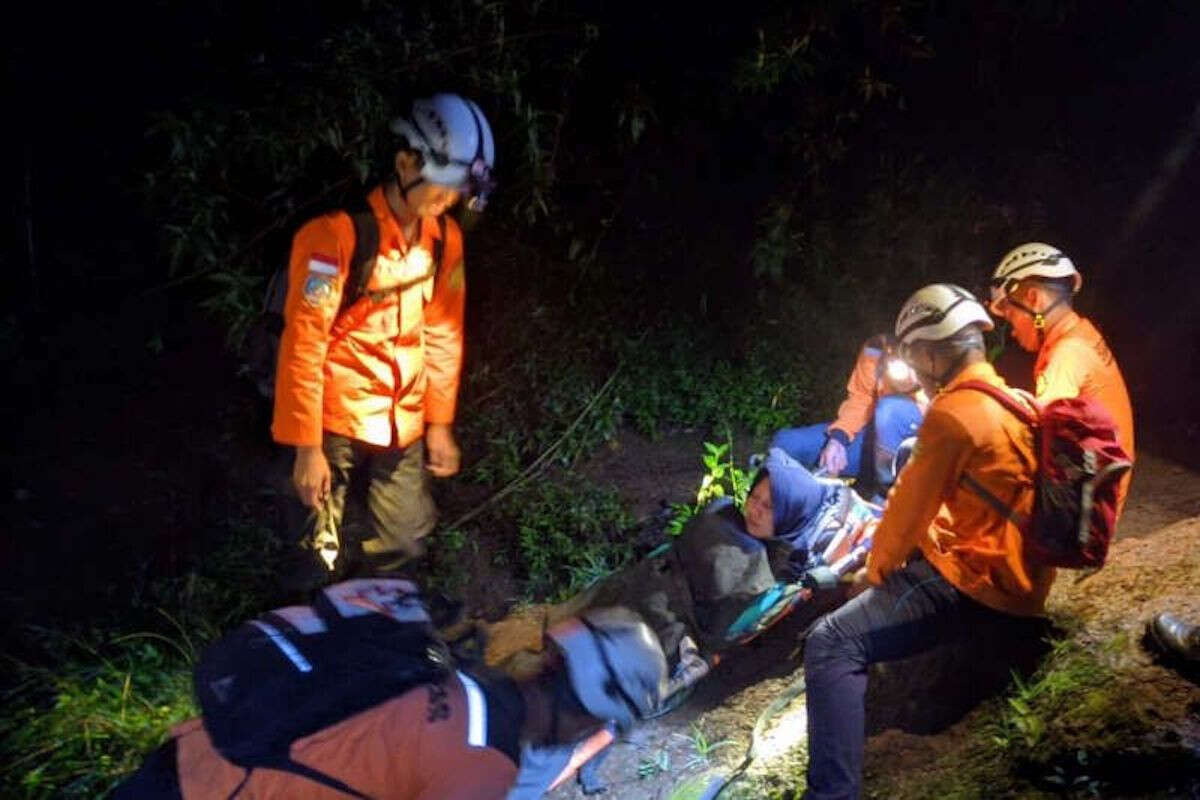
649;504;878;717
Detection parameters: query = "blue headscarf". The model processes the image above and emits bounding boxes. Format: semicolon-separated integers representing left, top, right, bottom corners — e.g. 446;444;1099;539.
756;448;857;563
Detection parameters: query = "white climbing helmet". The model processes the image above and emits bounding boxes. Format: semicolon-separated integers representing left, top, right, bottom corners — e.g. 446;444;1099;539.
547;607;668;731
895;283;994;346
989;242;1082;314
390;93;497;211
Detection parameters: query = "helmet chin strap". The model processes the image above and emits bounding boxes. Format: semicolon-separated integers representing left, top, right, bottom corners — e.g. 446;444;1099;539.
397;171;425;206
1004;290;1069;348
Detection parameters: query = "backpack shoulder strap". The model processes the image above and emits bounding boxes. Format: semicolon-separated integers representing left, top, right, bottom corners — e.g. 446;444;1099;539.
952;380;1038;425
336;202;381;320
432;213;447;284
950;380;1036;530
244;756;372;799
958;472;1032;530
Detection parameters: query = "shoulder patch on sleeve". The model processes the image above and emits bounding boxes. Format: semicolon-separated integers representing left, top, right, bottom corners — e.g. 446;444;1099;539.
303;274;337;307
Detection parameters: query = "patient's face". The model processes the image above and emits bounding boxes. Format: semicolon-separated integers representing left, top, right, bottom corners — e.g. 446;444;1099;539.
744;478;774;539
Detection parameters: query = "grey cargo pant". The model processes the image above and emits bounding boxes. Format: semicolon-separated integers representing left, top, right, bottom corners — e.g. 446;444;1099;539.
284;433;436;589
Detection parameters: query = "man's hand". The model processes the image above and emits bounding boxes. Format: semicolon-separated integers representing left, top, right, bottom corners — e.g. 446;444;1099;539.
425;423;461;477
293;445;331;508
818;437;849;476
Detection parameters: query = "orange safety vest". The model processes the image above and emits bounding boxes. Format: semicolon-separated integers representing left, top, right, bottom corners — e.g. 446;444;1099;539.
272;186;466;449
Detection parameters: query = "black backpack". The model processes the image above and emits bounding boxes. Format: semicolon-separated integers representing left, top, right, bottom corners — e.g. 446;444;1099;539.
244;204;448;400
193;579;454;798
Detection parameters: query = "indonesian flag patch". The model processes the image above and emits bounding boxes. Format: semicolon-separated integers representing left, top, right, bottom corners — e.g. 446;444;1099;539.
308;253;339;276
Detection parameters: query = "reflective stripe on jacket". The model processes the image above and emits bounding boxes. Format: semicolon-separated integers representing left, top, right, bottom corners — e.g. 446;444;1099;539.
175;673;518;799
272;186;465;448
1034;311;1135;514
866;361;1053;617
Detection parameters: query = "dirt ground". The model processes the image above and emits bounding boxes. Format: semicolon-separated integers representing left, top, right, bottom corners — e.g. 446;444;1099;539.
519;432;1200;800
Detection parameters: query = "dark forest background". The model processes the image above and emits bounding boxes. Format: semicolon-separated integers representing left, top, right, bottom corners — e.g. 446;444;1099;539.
2;1;1200;795
5;1;1199;445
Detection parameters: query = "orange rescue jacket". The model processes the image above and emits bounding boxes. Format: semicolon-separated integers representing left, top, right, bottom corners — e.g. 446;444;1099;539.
174;672;518;799
827;334;926;443
1034;311;1135;514
867;361;1054;617
272;186;466;449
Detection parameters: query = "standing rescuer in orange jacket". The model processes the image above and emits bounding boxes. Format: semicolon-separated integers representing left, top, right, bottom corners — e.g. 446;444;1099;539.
987;242;1135;516
802;284;1052;800
273;93;496;584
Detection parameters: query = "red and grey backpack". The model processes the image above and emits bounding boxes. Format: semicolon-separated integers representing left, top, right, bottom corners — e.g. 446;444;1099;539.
953;381;1133;569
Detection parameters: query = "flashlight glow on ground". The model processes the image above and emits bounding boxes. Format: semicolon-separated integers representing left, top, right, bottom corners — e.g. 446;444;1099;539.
752;702;809;763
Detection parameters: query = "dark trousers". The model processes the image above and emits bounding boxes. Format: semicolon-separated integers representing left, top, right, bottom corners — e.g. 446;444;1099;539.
110;739;182;800
802;556;1017;800
283;433;436;591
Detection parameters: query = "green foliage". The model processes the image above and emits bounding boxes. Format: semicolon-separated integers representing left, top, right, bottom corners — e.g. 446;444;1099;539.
735;26;816;95
458;287;812;500
988;636;1120;754
0;502;284;798
506;475;632;603
697;440;753;510
674;722;736;770
146;1;599;341
616;327;812;441
638;747;672;779
667;438;754;536
2;635;195;799
751;201;804;283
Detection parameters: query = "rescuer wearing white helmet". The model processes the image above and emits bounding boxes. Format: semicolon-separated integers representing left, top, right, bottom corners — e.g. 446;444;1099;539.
802;283;1051;800
987;242;1081;351
767;332;926;496
894;282;995;391
273;93;496;589
986;243;1134;515
390;93;497;213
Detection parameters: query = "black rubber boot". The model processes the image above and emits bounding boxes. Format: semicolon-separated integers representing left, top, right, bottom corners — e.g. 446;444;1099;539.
1147;612;1200;663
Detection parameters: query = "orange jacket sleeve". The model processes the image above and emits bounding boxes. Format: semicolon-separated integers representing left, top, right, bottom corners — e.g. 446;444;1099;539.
271;215;350;447
828;344;882;443
866;407;973;583
422;219;466;425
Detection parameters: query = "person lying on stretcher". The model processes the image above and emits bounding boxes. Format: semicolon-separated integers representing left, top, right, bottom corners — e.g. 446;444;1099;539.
671;447;883;652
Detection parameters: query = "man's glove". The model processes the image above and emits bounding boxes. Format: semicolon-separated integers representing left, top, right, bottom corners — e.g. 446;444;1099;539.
818;438;849;476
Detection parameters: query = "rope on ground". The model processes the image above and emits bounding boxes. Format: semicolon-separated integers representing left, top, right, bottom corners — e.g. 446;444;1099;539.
704;672;809;800
441;365;624;533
